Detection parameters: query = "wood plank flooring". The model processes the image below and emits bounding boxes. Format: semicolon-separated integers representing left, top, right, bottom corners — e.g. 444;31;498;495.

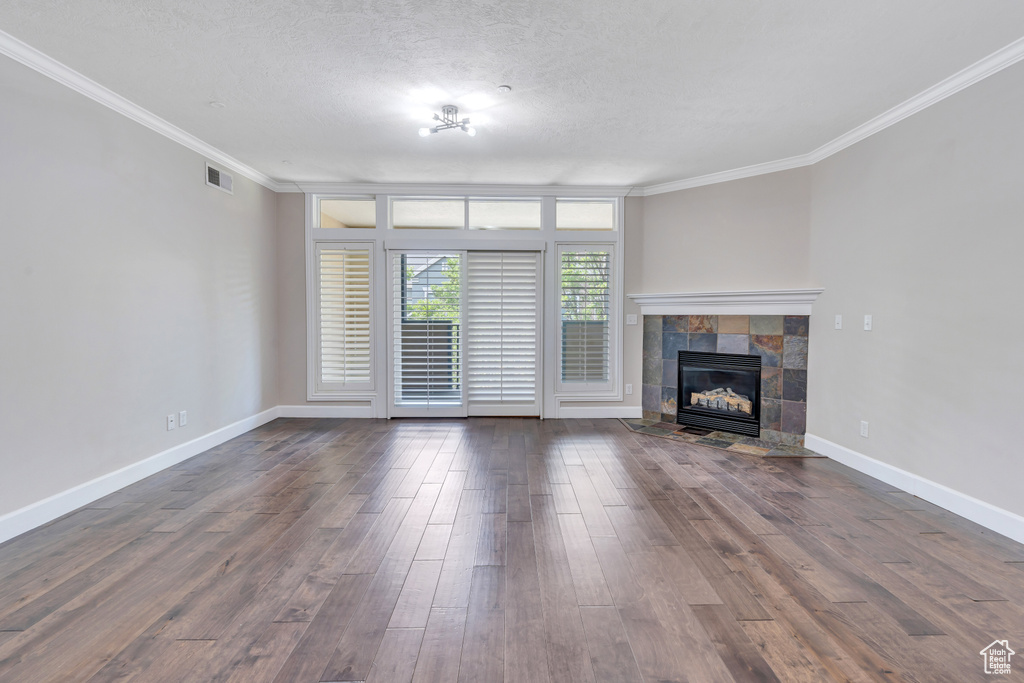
1;417;1023;682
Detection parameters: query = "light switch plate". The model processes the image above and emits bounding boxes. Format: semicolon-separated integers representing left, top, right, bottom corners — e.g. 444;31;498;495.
864;314;873;331
834;314;843;330
626;314;638;325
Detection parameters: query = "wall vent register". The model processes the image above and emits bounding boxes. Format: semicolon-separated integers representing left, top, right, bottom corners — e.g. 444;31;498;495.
205;163;233;194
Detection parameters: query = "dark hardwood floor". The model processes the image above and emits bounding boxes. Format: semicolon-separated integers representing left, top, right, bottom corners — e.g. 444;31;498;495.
0;417;1022;682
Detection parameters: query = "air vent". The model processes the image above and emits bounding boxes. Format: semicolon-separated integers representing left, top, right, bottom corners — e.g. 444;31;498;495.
205;163;233;194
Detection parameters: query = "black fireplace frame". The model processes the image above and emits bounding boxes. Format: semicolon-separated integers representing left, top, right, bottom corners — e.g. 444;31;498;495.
677;350;761;437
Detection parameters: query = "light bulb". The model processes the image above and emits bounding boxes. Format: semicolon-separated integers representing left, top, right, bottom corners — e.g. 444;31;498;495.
418;128;430;137
466;127;477;137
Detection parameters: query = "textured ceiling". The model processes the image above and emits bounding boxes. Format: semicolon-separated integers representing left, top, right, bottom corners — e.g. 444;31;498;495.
3;1;1024;187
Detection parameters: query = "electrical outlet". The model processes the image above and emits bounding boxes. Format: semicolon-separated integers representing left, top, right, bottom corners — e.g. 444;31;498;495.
863;314;873;331
626;314;638;326
625;383;633;395
179;410;188;427
834;314;843;330
860;420;869;438
167;414;176;431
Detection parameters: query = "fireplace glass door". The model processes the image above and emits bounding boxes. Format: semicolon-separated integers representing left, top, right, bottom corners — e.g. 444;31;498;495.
677;351;761;437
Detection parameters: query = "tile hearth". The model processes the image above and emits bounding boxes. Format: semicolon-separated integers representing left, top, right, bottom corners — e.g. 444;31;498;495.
619;418;821;457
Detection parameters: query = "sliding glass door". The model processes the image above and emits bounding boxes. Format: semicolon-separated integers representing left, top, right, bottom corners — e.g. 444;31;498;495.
388;250;541;417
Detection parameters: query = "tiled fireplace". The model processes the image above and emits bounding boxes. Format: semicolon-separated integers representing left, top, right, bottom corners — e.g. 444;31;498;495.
642;314;809;446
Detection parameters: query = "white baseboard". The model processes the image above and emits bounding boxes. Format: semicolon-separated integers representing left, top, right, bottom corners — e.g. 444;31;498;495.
278;404;377;418
805;433;1024;545
0;402;642;546
557;405;643;419
0;406;280;545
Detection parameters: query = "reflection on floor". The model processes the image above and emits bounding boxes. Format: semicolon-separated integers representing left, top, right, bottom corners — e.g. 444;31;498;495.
0;417;1021;682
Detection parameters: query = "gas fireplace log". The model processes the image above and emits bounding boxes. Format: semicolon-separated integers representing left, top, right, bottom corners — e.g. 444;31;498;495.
690;388;753;415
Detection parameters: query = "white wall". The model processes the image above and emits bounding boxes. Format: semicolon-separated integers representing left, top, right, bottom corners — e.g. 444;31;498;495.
0;55;279;519
807;60;1024;519
638;168;813;293
276;192;310;406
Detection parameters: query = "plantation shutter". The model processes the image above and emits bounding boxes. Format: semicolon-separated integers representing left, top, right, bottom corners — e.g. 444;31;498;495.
392;252;464;409
466;251;541;414
316;244;372;390
560;249;611;384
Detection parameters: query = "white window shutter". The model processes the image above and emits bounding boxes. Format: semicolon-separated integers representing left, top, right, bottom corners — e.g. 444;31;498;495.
317;244;372;389
466;251;540;411
560;249;611;384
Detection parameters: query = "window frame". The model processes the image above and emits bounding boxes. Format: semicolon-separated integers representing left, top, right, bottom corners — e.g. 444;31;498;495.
306;194;383;402
310;241;375;396
554;242;620;396
387;249;468;418
305;191;625;414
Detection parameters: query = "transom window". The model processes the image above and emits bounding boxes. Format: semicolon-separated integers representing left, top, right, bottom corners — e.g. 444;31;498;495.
390;197;543;230
556;198;617;230
319;198;376;229
392;199;464;230
469;199;541;230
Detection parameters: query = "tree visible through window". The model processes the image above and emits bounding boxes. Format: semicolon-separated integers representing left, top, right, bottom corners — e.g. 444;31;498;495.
404;256;461;320
560;249;611;382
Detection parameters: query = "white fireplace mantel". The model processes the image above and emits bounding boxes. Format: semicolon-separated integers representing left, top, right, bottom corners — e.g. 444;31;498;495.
627;288;824;316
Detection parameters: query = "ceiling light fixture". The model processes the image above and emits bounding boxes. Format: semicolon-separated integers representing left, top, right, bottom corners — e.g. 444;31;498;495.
418;104;476;137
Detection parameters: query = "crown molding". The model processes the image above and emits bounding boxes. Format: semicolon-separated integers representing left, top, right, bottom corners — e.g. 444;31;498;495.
637;154;814;196
0;29;284;193
803;34;1024;165
6;24;1024;198
295;182;633;197
638;35;1024;196
628;288;824;316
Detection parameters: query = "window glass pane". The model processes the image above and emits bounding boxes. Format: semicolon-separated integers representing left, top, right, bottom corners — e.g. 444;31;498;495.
320;199;376;229
394;252;463;406
393;199;465;229
556;200;616;230
468;200;541;230
560;250;611;383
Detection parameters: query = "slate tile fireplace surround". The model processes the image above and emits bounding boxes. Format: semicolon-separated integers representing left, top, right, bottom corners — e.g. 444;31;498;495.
642;314;809;446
